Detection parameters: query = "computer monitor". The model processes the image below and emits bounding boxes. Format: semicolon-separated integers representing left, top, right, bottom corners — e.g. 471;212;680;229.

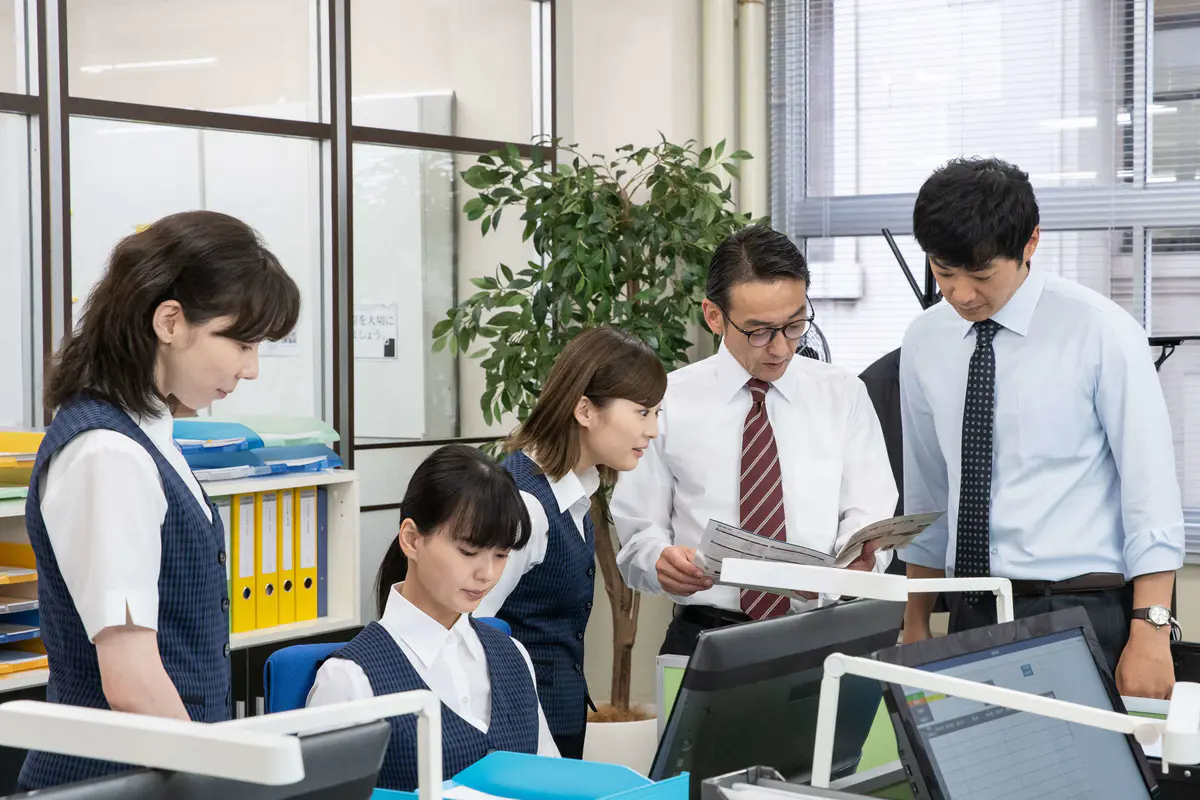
877;607;1158;800
649;598;906;799
11;718;390;800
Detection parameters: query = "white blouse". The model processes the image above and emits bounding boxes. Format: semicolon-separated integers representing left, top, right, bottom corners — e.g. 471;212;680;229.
40;404;211;642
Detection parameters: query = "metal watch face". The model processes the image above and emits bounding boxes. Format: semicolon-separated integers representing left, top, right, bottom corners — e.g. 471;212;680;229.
1148;605;1172;626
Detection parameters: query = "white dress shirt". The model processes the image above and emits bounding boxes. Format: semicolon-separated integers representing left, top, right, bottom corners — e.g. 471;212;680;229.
611;342;899;612
41;403;212;642
474;452;600;618
308;585;559;758
899;268;1185;581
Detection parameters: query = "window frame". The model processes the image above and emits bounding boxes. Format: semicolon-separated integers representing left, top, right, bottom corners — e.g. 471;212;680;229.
12;0;557;465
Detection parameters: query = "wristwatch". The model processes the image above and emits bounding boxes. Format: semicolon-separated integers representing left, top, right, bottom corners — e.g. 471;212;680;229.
1132;605;1182;640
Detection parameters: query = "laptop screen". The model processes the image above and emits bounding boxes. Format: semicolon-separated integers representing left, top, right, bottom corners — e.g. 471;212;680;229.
896;628;1151;800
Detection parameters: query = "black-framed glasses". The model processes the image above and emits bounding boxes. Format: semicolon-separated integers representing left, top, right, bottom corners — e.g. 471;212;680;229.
712;301;816;348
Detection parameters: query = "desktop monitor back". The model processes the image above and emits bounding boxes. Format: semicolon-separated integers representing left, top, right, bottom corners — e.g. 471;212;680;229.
10;718;391;800
649;598;905;799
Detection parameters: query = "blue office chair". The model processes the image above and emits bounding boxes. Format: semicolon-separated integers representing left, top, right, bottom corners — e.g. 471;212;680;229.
263;616;513;713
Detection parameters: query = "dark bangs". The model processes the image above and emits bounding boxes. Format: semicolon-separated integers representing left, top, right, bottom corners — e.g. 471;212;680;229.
441;468;532;553
200;249;300;343
403;444;531;552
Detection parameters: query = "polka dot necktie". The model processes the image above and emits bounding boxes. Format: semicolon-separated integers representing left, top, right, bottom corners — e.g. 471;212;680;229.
739;379;791;620
956;319;1001;604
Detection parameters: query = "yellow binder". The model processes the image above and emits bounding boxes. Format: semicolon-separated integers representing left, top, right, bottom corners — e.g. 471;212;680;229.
277;489;296;625
230;494;256;633
255;492;279;629
295;487;318;622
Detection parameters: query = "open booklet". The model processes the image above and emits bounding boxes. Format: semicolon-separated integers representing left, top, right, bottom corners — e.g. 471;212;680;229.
692;511;945;581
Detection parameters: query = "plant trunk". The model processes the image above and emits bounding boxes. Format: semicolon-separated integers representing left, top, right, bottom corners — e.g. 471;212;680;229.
591;492;639;713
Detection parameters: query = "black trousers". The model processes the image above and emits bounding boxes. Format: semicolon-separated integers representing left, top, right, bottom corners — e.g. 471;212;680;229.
659;607;752;659
947;584;1134;674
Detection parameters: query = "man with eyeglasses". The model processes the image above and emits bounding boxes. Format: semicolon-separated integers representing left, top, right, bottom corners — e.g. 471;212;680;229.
611;225;898;657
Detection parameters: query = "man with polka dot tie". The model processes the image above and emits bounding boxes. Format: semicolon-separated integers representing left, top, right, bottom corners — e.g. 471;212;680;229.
898;158;1184;700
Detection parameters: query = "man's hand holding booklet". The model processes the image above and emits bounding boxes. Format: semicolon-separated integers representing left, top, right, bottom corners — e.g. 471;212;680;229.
692;511;945;584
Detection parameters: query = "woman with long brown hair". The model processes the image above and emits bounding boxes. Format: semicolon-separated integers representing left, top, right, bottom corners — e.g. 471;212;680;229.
474;325;667;759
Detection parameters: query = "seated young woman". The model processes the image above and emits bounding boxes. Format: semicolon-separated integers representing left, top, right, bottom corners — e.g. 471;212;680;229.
307;444;558;791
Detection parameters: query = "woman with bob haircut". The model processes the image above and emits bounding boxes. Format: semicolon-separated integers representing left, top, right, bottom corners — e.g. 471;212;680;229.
20;210;301;791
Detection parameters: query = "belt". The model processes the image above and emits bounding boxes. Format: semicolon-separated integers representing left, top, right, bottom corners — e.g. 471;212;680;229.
673;604;751;629
1007;572;1127;597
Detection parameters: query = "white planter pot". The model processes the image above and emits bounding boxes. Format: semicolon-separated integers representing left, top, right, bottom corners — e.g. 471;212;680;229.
582;714;660;776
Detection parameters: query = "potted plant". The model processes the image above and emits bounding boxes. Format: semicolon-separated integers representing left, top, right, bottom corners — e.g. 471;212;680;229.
433;137;763;769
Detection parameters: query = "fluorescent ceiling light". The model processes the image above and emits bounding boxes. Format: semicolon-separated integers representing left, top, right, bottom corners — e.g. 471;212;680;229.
80;57;217;75
1151;103;1179;115
1148;174;1178;183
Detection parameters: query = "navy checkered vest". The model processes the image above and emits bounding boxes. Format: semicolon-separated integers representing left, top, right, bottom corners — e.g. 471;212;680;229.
498;450;595;738
19;396;231;791
328;618;538;791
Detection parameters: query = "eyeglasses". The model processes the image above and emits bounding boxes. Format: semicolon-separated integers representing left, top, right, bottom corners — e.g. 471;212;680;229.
712;302;815;348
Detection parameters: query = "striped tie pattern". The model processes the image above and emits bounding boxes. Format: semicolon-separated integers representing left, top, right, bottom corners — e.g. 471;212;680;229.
739;378;790;620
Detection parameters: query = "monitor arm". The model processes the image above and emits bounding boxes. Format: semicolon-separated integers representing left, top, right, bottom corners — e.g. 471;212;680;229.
1149;336;1200;372
0;689;445;799
811;655;1200;789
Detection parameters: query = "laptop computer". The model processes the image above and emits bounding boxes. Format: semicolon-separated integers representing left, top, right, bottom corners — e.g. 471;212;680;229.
876;607;1159;800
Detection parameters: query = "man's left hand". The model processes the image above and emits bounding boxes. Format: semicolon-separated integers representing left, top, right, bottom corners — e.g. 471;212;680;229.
846;542;880;573
1116;624;1175;700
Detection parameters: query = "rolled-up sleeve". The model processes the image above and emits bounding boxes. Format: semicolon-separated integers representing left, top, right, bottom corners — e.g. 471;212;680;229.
897;340;951;570
1095;317;1185;578
40;431;166;642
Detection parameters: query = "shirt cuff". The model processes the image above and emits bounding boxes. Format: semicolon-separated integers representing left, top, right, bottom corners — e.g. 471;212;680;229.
85;590;159;643
1124;525;1186;579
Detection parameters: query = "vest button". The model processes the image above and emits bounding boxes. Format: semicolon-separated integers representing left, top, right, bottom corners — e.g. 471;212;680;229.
573;663;581;672
221;597;230;612
223;643;231;658
586;566;595;578
576;632;584;641
218;550;226;566
585;601;593;610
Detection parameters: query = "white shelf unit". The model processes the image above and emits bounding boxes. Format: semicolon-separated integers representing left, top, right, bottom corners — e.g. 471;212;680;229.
0;469;362;693
202;470;362;652
0;499;45;693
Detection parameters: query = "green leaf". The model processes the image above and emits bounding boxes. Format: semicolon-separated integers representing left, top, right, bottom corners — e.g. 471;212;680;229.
463;197;487;220
501;263;514;282
714;139;726;160
698;147;712;168
462;164;497;190
481;215;492;236
432;318;454;338
721;162;741;179
470;276;499;290
729;150;752;160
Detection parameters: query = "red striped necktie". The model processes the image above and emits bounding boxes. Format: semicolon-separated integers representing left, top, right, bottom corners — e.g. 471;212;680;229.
739;378;790;620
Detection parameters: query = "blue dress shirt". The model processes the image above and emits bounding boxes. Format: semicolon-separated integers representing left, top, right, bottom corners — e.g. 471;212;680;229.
898;267;1185;582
